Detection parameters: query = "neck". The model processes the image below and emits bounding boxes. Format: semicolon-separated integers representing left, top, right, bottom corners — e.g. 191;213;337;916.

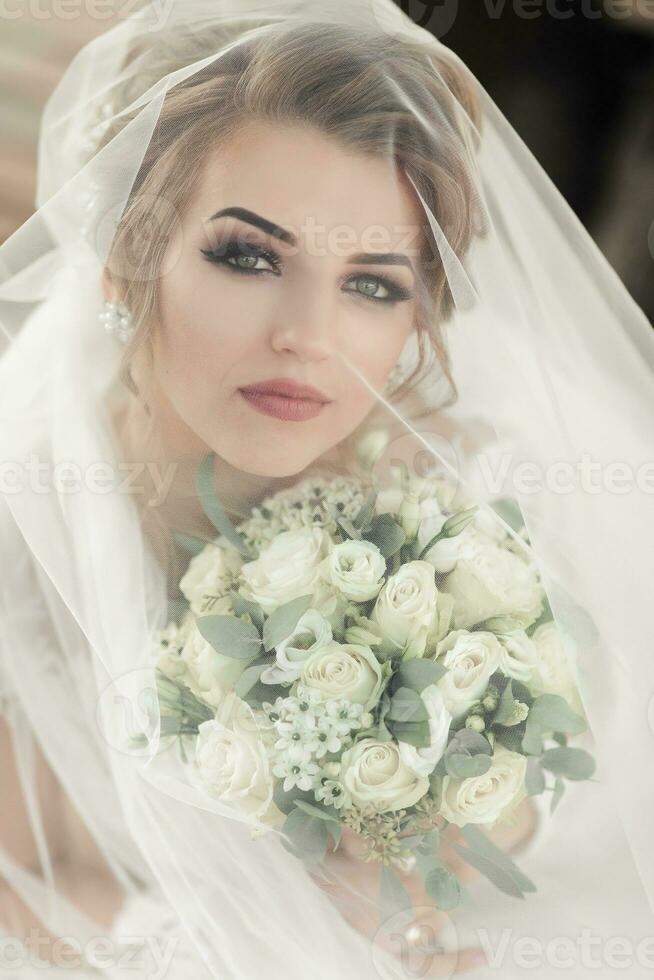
112;387;286;541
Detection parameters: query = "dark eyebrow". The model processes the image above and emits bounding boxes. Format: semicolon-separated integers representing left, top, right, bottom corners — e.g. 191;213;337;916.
208;207;415;274
346;252;414;274
208;207;296;245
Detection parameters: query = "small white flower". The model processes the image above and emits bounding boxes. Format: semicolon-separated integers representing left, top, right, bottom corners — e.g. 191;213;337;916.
273;749;321;793
316;778;347;808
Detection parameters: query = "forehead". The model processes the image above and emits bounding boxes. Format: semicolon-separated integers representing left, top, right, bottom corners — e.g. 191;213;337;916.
186;119;425;250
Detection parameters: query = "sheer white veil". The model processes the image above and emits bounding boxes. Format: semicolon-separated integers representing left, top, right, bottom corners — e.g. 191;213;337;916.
1;1;654;978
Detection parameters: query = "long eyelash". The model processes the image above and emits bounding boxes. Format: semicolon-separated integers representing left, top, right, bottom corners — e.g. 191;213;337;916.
200;240;282;274
345;274;413;305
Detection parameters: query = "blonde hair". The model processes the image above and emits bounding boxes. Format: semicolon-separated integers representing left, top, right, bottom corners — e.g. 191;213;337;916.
103;19;485;573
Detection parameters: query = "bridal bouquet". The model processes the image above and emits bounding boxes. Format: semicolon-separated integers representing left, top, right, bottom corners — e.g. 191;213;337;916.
148;443;594;914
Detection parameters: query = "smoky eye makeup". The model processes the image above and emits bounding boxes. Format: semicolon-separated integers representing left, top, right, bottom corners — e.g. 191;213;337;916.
199;235;414;305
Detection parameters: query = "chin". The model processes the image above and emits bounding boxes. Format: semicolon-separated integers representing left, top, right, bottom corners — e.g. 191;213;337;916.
218;443;322;480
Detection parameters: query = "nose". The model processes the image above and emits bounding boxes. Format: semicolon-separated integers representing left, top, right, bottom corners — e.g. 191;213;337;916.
268;283;336;364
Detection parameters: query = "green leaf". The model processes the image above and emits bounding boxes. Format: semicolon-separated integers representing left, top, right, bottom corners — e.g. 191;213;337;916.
461;826;536;894
424;864;462;911
234;663;269;698
444;753;492;779
387;687;429;724
528;694;587;736
550;776;565;814
525;757;546;796
294;800;341;825
196;615;262;660
446;841;528;899
172;531;209;558
446;729;493;758
540;747;596;781
230;592;265;631
273;783;316;816
364;514;406;559
262;595;313;652
396;659;447;693
493;679;517;726
388;720;431;748
196;453;255;559
281;808;329;864
379;865;413;921
352;489;377;531
336;518;362;540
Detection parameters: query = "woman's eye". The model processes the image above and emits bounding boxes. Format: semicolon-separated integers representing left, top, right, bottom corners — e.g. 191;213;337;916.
201;241;281;275
343;274;412;305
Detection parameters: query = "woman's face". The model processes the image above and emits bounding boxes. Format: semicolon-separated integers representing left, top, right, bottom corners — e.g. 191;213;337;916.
150;120;424;477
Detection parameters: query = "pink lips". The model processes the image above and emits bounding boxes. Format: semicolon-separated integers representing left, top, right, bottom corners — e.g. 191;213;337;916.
238;378;331;422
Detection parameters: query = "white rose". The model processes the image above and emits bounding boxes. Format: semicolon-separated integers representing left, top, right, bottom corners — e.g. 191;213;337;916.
435;629;501;719
497;630;539;684
341;738;429;811
398;684;452;777
444;533;544;630
372;560;440;652
439;745;527;827
319;539;386;602
238;527;332;614
531;622;584;716
194;692;284;829
179;541;243;616
181;620;247;708
260;610;333;686
298;642;383;709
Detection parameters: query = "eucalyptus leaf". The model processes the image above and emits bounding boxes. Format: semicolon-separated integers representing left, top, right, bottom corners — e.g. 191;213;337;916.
281;808;329;864
396;658;447;693
446;729;493;757
273;783;316;816
492;679;517;726
172;531;208;558
541;746;596;781
379;865;413;921
364;514;406;559
424;865;462;911
444;752;492;779
197;614;262;660
352;489;377;531
461;826;536;893
387;687;429;724
336;518;362;540
528;693;586;735
262;595;313;652
234;663;269;698
551;776;565;814
230;592;265;631
525;757;546;796
447;841;528;899
196;452;255;559
294;800;341;824
387;720;431;748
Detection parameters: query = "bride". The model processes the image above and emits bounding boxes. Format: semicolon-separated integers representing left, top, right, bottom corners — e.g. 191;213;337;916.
1;1;653;978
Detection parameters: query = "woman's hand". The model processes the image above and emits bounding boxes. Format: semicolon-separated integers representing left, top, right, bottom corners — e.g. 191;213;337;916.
318;826;487;976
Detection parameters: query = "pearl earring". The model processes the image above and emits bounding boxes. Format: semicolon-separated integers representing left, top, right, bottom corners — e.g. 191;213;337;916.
382;362;404;397
99;300;135;345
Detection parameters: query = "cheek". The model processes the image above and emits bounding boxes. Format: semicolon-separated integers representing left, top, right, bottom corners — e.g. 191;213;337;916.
154;260;263;400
